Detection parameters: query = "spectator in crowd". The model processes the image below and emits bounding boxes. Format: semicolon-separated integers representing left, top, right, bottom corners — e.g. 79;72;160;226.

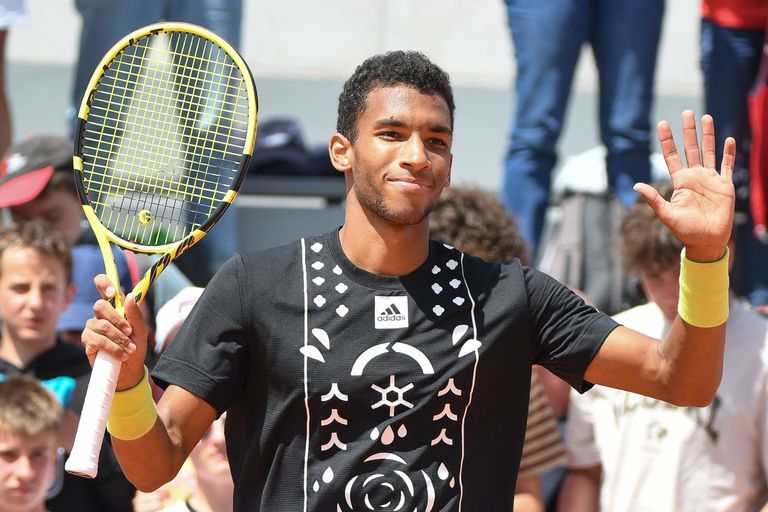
501;0;664;256
72;1;244;286
558;180;768;512
429;186;565;512
0;374;62;512
700;0;768;308
0;220;135;511
0;134;192;337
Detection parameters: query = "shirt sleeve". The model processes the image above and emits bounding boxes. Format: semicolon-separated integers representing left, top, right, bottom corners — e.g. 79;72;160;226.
151;254;251;415
524;267;620;392
563;388;602;469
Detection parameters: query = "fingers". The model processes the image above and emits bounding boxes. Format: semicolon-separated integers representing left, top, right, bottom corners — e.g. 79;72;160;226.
82;298;135;362
681;110;701;168
93;273;118;301
701;114;716;170
658;120;683;173
633;183;666;217
124;293;149;345
720;137;736;181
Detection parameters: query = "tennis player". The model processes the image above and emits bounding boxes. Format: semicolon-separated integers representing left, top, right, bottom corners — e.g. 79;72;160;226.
81;51;735;511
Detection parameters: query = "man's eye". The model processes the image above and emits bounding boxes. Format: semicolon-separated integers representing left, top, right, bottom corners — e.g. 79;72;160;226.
428;137;447;147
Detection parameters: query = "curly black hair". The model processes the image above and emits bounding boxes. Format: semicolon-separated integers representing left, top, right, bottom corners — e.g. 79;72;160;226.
336;50;455;142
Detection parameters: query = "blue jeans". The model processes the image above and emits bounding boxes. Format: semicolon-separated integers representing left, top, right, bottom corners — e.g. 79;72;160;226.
701;18;768;306
73;0;243;112
502;0;663;254
73;0;243;284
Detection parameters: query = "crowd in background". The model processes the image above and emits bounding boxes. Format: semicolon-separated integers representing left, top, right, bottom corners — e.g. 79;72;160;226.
0;1;766;512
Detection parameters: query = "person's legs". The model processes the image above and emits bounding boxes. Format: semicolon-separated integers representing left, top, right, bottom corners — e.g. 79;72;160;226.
593;0;663;207
700;19;762;201
701;19;768;306
166;0;244;282
72;0;160;120
170;0;244;49
502;0;590;253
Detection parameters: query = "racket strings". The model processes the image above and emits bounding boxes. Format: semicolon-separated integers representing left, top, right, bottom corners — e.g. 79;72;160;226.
80;29;251;246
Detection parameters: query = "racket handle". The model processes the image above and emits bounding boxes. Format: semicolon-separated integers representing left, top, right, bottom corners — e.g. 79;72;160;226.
65;351;121;478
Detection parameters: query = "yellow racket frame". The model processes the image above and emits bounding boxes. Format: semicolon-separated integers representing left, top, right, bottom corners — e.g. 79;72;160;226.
73;22;258;309
66;22;257;479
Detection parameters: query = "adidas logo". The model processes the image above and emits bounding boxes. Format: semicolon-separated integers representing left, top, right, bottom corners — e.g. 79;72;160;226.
381;304;402;316
375;296;409;329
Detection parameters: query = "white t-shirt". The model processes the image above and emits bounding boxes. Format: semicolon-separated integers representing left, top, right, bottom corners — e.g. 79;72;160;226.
0;0;24;30
565;300;768;512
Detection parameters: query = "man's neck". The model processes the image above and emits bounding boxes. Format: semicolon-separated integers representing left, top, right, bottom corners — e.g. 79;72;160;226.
0;329;55;368
339;207;430;276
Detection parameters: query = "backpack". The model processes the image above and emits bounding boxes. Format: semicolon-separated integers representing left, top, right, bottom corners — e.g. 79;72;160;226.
536;192;635;315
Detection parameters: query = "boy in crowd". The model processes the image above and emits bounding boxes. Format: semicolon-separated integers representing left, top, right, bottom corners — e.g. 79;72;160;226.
0;374;62;512
559;181;768;511
0;220;134;511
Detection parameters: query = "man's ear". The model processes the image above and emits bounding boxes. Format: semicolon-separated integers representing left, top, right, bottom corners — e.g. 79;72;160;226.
329;133;353;173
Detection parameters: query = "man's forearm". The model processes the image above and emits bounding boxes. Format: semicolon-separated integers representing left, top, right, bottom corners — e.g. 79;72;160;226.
655;318;725;406
112;416;188;491
111;384;217;491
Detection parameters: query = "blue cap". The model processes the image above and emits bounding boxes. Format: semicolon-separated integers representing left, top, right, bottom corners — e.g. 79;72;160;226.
57;244;133;333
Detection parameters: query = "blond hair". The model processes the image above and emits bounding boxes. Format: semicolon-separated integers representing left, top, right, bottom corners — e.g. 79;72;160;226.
0;220;72;282
0;374;62;437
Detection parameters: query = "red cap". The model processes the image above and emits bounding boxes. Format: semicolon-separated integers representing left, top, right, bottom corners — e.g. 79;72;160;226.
0;134;72;208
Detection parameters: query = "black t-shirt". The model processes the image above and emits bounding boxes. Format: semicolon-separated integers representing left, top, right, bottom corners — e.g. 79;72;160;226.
0;339;135;512
0;339;90;412
153;229;619;511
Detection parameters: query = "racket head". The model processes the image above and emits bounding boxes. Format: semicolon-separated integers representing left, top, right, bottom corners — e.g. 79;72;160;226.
73;21;258;254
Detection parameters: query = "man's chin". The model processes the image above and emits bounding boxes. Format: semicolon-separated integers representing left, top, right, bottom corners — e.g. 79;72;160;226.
17;330;57;347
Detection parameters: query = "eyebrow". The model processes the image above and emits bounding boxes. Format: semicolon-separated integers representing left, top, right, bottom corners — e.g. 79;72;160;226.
373;118;452;135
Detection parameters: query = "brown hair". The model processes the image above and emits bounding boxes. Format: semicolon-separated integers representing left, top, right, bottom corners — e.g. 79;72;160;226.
0;220;73;282
0;374;62;437
429;186;529;264
619;180;682;276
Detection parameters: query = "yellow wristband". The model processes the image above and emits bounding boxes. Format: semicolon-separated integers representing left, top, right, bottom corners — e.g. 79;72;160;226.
107;366;158;441
678;247;730;328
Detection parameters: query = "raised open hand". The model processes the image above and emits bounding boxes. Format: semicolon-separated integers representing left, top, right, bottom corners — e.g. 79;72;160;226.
634;110;736;262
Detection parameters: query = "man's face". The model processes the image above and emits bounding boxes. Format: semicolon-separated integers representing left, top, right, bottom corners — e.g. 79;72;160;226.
344;85;453;226
640;265;680;324
10;189;84;245
0;429;57;512
0;247;74;351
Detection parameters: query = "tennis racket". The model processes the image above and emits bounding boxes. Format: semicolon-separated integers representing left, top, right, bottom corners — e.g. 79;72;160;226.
64;22;258;478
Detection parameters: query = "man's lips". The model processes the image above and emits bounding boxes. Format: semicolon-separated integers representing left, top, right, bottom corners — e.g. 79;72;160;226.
387;176;432;192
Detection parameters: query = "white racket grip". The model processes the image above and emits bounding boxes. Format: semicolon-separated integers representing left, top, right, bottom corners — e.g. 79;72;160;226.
64;351;121;478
